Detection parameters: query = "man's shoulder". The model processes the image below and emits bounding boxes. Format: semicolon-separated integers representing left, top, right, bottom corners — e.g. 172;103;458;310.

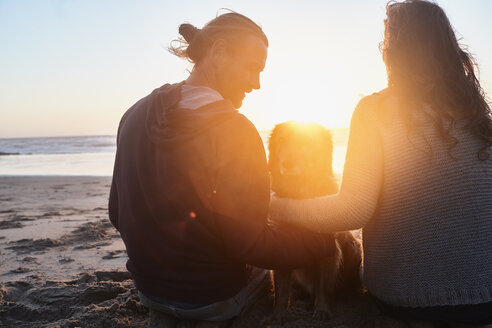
231;112;258;132
214;111;260;137
122;82;182;121
213;112;266;159
120;91;154;124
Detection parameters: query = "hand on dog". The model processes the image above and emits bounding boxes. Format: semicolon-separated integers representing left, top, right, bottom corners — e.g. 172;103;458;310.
268;121;338;229
268;194;290;224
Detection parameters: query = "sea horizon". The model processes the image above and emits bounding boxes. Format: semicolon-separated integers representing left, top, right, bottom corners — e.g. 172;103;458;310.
0;128;349;176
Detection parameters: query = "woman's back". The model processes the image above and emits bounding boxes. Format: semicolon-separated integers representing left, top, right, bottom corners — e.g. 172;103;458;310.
362;93;492;307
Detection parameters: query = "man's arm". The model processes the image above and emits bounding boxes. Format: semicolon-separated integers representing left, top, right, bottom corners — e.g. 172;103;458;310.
108;176;119;231
108;113;129;232
211;115;335;270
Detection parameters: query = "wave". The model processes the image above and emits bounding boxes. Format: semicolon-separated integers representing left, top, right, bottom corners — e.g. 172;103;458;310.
0;135;116;155
0;152;21;156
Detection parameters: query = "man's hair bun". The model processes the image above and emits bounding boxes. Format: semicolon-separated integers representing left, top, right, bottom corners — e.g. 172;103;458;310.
169;12;268;65
179;23;199;43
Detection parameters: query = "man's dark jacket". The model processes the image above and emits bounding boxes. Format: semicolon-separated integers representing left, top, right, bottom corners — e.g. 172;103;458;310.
109;82;334;304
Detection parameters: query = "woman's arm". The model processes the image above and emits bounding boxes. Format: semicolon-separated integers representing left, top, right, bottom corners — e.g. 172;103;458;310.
269;96;384;232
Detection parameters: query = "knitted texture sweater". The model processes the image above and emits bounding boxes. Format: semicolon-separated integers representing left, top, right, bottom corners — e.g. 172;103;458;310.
270;91;492;307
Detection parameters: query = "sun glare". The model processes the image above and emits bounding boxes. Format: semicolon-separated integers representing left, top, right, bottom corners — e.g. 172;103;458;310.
260;67;367;131
269;90;356;130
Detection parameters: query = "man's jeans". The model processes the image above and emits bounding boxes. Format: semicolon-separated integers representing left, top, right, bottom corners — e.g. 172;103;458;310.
138;267;272;321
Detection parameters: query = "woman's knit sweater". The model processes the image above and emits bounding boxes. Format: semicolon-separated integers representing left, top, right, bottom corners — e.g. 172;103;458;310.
269;92;492;307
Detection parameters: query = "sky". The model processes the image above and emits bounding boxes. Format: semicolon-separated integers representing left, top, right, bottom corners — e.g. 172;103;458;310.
1;0;491;138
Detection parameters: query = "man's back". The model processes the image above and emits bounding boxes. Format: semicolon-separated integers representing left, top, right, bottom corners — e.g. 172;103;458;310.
109;82;333;305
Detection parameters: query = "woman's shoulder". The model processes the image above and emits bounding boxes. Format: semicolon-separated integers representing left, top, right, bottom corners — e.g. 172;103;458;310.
357;89;392;108
353;90;385;119
355;89;399;125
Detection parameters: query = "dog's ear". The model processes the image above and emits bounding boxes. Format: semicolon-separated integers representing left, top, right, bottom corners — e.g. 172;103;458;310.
268;125;278;163
325;129;334;170
268;122;289;175
312;126;334;177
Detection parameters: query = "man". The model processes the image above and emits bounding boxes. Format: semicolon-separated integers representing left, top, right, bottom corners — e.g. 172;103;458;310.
109;12;334;325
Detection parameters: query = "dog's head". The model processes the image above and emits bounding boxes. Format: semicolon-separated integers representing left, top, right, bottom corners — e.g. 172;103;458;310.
268;121;337;199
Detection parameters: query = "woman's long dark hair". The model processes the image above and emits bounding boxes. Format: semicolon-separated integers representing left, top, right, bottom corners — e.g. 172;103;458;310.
382;0;492;159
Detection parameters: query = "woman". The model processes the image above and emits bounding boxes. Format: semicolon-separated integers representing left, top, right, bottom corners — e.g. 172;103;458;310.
270;0;492;325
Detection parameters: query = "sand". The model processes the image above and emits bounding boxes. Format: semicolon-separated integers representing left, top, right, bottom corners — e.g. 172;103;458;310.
0;176;147;327
0;176;436;328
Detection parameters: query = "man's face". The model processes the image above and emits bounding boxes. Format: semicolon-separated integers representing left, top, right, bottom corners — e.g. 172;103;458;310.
215;35;267;108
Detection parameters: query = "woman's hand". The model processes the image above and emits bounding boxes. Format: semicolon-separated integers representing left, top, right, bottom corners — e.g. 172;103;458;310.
268;194;292;224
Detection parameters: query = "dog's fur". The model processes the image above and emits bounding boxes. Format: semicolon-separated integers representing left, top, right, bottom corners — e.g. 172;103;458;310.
268;121;362;321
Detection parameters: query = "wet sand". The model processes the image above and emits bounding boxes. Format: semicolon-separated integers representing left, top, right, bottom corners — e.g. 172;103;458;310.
0;176;432;327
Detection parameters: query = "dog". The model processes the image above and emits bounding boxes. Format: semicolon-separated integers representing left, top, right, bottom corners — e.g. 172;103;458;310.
268;121;362;321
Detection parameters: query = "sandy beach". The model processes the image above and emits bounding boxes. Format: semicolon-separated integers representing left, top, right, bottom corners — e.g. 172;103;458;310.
0;176;148;327
0;176;427;328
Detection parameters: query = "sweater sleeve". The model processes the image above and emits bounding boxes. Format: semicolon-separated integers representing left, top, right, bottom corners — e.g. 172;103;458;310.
108;107;134;232
211;115;335;270
269;97;383;232
108;115;127;232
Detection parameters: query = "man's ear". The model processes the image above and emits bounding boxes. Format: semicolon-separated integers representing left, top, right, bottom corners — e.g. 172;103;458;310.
209;38;228;66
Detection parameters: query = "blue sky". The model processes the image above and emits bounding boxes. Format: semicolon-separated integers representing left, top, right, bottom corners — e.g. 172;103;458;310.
1;0;491;138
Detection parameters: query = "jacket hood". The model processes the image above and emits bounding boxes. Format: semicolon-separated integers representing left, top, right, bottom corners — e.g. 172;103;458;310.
145;82;238;146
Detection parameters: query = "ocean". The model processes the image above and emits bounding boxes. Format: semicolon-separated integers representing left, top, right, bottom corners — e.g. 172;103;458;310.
0;135;117;176
0;130;348;176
